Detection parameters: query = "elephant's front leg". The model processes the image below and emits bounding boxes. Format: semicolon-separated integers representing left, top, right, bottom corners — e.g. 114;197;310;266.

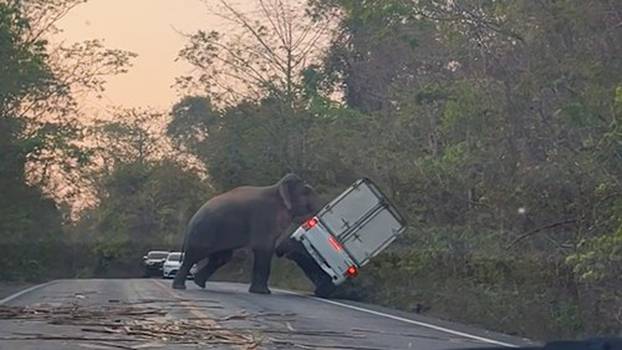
249;248;273;294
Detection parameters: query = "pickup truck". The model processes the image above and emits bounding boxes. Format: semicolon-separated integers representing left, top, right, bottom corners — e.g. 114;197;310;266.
276;178;406;297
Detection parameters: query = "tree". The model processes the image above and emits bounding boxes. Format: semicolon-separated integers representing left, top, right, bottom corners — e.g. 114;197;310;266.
169;0;622;338
0;0;135;279
73;152;210;276
177;0;334;106
1;0;135;213
171;0;338;185
168;95;298;190
91;108;168;165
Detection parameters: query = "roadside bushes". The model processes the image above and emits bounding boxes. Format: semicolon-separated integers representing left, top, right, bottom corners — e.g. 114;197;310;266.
0;184;64;282
329;233;616;341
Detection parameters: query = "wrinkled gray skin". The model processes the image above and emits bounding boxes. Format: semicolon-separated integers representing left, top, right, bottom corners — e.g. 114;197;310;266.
172;173;319;294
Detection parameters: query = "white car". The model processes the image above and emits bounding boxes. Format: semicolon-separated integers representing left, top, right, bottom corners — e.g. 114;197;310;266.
162;252;197;279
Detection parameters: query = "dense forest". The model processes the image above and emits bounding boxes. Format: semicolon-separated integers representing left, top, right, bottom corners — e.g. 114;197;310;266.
1;0;621;341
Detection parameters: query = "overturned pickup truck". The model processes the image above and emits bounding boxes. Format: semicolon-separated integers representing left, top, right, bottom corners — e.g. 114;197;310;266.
276;178;406;297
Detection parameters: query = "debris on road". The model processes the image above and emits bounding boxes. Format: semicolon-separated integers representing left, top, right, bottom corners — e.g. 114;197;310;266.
0;303;166;321
0;301;258;349
78;319;258;345
0;299;370;349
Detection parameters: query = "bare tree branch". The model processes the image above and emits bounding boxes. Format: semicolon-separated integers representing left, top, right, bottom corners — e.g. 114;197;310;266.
506;219;578;249
217;0;288;72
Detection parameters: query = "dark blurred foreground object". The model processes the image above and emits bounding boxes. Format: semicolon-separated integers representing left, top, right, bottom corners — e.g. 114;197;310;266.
465;337;622;350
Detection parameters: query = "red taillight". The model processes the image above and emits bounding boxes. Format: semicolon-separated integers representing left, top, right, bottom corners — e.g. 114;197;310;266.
327;235;342;252
346;265;358;278
302;217;318;230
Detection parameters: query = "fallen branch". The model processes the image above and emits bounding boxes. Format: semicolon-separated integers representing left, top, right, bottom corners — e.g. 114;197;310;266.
217;312;251;321
82;327;118;334
506;219;578;249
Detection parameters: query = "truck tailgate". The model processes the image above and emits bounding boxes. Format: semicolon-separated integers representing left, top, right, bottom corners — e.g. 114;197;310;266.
319;181;382;238
340;205;404;266
316;178;406;267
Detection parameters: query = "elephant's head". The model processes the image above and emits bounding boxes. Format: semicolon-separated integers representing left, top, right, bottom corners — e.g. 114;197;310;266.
277;173;320;218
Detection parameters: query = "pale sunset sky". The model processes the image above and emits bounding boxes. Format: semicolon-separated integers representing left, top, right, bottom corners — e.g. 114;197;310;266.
57;0;247;114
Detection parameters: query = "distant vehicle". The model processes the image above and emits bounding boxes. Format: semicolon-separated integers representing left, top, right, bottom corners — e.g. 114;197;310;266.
162;252;196;279
142;250;169;277
281;178;406;297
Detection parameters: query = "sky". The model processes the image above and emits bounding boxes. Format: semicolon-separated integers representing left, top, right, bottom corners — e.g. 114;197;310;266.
56;0;238;113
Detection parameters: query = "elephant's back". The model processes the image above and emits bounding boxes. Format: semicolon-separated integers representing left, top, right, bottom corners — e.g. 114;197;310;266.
184;187;265;250
198;186;265;213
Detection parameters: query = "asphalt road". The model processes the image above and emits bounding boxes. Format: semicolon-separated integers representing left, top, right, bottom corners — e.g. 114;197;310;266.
0;279;535;350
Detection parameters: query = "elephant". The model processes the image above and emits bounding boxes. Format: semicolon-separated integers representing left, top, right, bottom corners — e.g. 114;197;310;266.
172;173;320;294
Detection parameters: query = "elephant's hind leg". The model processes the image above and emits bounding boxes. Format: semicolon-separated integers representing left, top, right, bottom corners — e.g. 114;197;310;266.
172;251;201;290
193;250;233;288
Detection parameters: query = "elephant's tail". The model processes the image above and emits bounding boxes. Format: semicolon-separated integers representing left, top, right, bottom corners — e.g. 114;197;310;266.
179;227;189;259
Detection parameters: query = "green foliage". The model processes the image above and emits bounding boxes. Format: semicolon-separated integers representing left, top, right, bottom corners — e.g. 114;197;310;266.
0;0;134;282
168;96;219;151
567;225;622;283
0;3;52;113
3;0;620;342
0;1;64;281
169;0;622;340
73;158;211;276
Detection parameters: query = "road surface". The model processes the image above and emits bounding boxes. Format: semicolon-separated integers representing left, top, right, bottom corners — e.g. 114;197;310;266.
0;279;535;350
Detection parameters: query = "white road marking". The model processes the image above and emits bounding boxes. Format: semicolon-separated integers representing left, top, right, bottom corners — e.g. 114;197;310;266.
0;281;56;305
273;287;518;348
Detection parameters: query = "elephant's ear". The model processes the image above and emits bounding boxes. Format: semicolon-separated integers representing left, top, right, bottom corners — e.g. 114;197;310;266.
278;174;295;211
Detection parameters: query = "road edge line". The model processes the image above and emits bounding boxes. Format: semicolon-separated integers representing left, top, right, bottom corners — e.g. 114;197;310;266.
273;287;518;348
0;280;57;305
313;296;518;348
